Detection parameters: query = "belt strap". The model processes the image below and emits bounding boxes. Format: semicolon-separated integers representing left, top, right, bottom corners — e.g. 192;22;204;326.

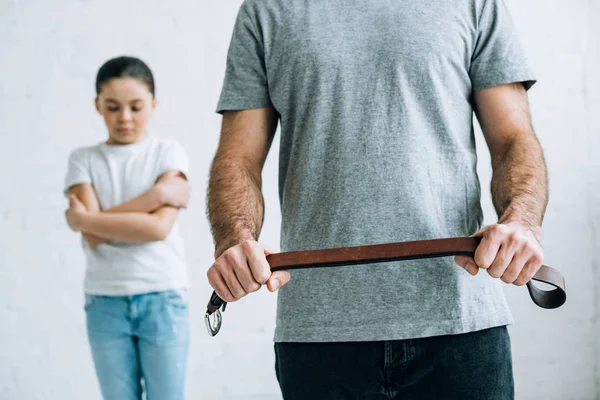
266;237;566;309
205;237;566;336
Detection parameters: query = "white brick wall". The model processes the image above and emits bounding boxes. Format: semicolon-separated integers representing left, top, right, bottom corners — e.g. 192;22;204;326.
0;1;597;399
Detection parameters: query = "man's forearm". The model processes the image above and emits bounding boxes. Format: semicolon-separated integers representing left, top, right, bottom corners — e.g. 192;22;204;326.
207;155;265;257
78;210;174;243
491;135;548;227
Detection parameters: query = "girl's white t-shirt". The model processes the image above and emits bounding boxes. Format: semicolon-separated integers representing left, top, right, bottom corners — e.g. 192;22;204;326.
65;137;189;295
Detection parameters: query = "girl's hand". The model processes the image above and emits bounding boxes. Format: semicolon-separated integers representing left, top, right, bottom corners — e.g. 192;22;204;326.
157;175;190;209
65;194;88;231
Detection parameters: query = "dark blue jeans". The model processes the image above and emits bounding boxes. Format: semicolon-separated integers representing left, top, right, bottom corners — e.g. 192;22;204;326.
275;326;513;400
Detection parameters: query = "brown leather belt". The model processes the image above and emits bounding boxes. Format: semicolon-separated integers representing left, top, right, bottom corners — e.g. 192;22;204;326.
205;237;566;336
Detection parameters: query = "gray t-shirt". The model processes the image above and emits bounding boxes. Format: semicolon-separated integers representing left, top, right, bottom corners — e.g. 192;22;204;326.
217;0;536;342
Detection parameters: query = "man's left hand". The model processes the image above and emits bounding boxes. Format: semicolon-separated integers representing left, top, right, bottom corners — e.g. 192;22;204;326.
454;222;544;286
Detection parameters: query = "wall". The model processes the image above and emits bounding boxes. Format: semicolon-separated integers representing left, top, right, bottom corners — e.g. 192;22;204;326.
0;1;597;398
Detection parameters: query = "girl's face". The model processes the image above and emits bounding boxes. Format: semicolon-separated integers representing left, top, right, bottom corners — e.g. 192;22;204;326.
95;77;157;145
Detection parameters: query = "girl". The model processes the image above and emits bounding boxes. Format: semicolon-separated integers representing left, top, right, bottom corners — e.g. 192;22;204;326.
64;56;190;400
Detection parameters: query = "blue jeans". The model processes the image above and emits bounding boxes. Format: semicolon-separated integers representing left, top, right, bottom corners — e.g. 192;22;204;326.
275;326;514;400
85;289;189;400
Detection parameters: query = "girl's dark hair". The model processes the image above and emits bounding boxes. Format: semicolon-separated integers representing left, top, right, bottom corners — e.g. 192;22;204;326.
95;56;155;97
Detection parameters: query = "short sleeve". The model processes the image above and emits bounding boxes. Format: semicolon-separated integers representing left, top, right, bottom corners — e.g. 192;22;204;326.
64;147;92;196
216;1;273;114
470;0;536;91
157;140;189;179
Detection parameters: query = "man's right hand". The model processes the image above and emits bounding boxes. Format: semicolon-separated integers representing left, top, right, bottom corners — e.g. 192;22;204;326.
207;240;291;303
157;174;190;209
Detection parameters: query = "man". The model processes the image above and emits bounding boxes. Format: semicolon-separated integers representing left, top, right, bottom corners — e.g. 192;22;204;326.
207;0;547;398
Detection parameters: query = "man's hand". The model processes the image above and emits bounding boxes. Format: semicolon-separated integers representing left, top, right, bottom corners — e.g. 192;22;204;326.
207;240;291;302
455;222;544;286
65;194;88;232
156;174;190;209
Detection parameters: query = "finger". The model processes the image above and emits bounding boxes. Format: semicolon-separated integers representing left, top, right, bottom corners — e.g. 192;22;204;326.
487;241;517;279
454;256;479;276
488;227;527;278
208;270;236;303
471;225;491;238
228;251;261;294
500;248;528;284
454;255;473;268
514;254;543;286
267;270;291;292
215;252;248;300
243;242;271;284
221;265;247;300
474;225;503;270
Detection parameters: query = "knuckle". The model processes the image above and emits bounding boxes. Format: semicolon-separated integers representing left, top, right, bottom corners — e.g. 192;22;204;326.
229;253;244;268
507;231;520;244
222;248;235;260
531;251;544;265
206;267;220;283
224;251;242;267
219;250;231;264
523;238;538;251
213;258;228;272
521;242;533;254
240;240;255;253
490;224;506;237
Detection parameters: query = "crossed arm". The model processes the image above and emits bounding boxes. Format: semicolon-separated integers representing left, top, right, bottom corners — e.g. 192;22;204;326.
65;171;190;245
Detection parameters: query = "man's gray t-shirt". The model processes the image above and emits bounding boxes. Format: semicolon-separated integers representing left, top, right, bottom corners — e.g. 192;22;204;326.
217;0;536;342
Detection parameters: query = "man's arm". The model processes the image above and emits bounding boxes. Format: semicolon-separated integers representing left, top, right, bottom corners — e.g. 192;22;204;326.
206;108;290;302
207;109;276;255
477;83;548;227
455;82;547;286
